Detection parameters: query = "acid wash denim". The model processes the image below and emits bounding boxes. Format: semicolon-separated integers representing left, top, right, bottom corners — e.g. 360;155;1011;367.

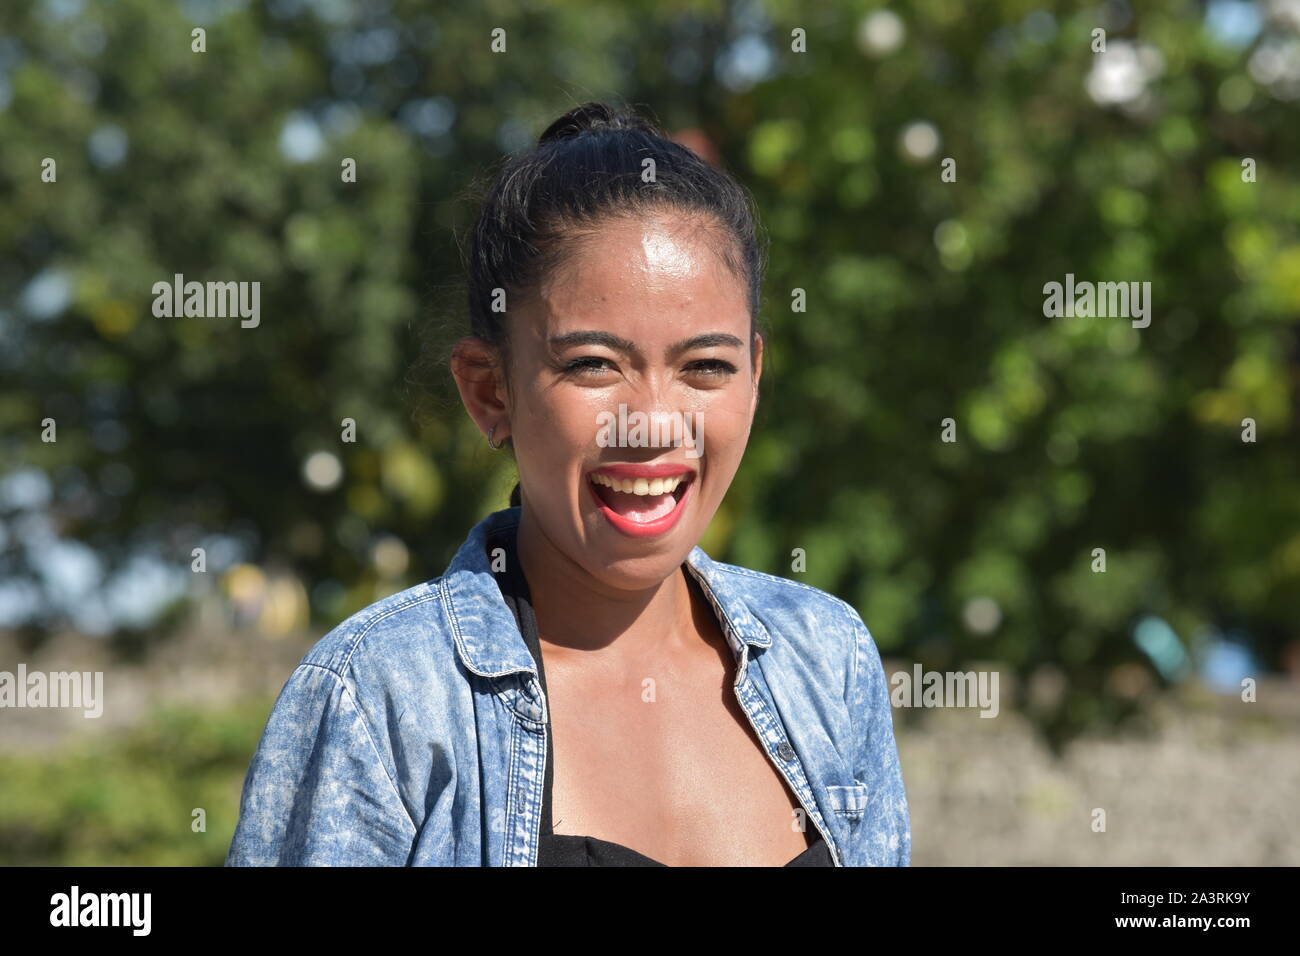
226;507;911;867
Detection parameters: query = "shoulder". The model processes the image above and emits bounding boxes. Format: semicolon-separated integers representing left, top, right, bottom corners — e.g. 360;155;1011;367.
694;554;873;680
701;555;865;630
297;579;448;677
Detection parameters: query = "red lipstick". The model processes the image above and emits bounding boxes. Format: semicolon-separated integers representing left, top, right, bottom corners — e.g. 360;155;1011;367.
586;463;696;538
590;463;695;479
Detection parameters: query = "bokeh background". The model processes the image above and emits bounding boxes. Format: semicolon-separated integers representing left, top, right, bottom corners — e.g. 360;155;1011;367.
1;0;1297;865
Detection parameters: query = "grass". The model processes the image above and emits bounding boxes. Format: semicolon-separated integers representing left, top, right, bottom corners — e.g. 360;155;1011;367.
0;694;277;866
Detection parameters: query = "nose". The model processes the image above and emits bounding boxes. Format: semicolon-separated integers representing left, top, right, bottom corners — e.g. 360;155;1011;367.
607;384;698;454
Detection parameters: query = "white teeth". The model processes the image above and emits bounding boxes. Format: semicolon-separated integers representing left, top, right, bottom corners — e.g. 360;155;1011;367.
590;473;689;495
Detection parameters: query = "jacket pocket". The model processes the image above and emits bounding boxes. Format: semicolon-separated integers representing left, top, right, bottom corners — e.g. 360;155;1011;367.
825;782;868;821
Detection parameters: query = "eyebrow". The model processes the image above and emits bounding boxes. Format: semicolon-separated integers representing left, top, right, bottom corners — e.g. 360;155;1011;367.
548;330;745;358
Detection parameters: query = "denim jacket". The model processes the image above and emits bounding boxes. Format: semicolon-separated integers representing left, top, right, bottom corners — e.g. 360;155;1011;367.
226;507;911;867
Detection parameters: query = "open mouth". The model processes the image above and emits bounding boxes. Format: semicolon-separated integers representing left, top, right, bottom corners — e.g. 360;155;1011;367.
587;468;695;537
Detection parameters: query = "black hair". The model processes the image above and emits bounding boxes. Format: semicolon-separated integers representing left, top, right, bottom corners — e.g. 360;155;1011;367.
459;101;768;509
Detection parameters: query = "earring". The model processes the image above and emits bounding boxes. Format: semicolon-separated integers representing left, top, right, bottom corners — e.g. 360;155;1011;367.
486;425;506;450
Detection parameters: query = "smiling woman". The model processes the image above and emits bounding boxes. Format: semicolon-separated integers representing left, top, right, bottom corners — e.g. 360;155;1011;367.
226;101;911;868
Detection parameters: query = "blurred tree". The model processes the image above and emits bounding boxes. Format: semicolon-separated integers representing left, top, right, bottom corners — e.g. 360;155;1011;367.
0;0;1296;746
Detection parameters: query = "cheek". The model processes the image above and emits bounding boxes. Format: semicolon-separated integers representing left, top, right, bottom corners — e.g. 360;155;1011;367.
699;407;753;482
517;386;604;453
700;390;756;442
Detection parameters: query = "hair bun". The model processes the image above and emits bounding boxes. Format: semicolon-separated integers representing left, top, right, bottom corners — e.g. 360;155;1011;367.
538;101;658;145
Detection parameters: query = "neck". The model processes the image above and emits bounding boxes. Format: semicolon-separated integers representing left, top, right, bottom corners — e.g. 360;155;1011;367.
513;506;698;657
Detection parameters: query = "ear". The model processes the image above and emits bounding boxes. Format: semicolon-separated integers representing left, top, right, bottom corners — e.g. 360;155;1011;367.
750;332;764;414
450;336;511;441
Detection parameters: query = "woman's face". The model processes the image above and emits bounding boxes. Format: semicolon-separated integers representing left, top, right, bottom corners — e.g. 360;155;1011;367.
497;212;762;590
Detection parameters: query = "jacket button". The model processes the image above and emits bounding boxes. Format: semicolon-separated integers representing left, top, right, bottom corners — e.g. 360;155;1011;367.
777;742;796;761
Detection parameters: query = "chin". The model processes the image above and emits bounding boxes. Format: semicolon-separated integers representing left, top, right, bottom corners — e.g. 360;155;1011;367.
580;544;698;592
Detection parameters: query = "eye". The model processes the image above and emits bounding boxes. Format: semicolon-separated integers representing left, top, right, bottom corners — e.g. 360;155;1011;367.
563;356;617;376
684;359;738;376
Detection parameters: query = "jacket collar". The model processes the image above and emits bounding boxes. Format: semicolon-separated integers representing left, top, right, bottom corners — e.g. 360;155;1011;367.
441;507;772;679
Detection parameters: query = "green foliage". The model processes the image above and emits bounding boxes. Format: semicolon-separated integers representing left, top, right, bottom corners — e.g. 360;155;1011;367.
0;0;1296;749
0;696;275;865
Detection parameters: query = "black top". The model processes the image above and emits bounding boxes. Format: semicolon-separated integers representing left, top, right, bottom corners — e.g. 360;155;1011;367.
487;525;835;867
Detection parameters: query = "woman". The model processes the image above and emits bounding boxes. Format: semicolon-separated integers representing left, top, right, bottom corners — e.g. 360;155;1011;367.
226;102;910;867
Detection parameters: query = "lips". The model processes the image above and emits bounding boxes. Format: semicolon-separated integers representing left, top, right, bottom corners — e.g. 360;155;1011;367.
587;464;695;538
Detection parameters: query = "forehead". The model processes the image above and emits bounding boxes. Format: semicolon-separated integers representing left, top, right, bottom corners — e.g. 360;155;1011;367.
527;214;750;341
